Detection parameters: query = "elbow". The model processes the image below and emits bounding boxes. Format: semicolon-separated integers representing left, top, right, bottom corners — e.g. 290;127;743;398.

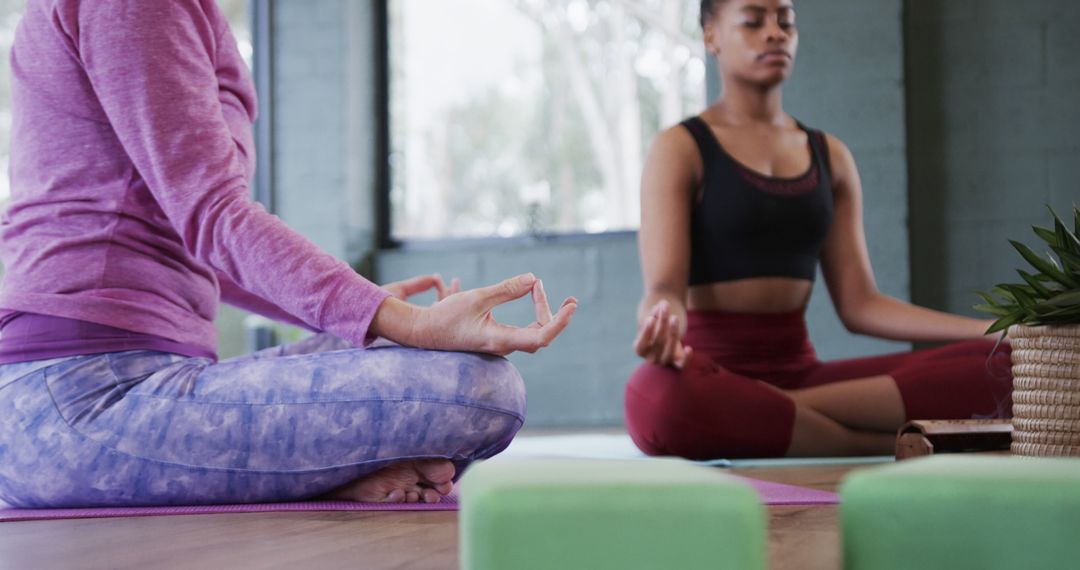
158;175;252;258
836;296;875;335
833;291;885;336
840;316;869;336
837;309;861;334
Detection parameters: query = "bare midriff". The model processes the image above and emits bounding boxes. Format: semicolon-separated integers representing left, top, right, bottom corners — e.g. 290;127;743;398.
687;277;813;314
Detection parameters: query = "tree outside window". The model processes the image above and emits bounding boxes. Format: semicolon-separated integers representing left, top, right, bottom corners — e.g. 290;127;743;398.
389;0;706;241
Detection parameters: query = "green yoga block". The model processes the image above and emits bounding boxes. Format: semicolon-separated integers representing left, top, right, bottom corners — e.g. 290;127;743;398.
459;458;766;570
841;455;1080;570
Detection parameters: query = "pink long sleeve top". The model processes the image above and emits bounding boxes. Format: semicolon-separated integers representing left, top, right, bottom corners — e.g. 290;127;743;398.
0;0;391;361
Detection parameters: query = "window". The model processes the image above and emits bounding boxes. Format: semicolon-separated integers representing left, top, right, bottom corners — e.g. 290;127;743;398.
219;0;254;68
388;0;706;241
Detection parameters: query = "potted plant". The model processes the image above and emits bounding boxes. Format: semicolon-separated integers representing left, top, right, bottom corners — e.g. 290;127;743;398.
975;205;1080;457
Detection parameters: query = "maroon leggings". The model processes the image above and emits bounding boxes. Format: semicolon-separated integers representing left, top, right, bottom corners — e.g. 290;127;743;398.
624;310;1013;459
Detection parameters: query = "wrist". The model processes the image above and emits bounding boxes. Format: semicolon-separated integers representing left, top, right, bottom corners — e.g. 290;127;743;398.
371;296;426;347
635;293;686;326
638;292;685;324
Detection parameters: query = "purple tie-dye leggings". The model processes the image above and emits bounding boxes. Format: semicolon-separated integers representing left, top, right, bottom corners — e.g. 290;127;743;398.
0;334;526;508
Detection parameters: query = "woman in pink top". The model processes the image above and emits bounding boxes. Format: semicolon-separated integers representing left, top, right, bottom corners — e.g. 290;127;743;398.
0;0;576;508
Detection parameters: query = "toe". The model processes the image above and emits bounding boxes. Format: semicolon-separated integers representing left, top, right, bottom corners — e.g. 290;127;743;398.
416;459;456;485
421;488;442;504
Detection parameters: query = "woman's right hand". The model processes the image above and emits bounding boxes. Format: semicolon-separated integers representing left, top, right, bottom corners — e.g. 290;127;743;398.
633;300;692;369
372;273;578;356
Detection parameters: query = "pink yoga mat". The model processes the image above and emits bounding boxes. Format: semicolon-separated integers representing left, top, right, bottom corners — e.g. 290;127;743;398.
745;478;838;506
0;478;836;523
0;491;460;523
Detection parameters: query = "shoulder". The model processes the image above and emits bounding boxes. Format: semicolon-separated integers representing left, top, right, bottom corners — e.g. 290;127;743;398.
645;122;705;182
646;122;704;171
652;121;701;154
54;0;224;38
640;122;705;200
814;131;857;188
55;0;218;19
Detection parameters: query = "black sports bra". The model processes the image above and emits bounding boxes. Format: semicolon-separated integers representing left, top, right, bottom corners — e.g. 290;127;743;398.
681;116;834;285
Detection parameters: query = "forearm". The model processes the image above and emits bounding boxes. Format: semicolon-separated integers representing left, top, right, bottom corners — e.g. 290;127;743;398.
843;294;994;342
217;271;318;331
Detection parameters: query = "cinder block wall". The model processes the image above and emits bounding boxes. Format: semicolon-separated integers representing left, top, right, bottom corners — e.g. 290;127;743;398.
907;0;1080;316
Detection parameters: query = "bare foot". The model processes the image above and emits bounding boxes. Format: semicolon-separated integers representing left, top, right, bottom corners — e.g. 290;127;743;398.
325;459;455;504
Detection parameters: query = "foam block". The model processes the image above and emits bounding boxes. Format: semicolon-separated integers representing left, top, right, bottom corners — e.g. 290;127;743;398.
459;458;766;570
841;455;1080;570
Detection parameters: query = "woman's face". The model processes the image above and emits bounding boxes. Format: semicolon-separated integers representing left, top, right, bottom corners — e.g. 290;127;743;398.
705;0;799;88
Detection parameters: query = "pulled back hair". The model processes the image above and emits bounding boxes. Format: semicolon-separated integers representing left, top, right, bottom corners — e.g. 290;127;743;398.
700;0;726;29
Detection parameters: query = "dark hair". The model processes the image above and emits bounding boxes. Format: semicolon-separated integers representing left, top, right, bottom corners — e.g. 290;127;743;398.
700;0;726;29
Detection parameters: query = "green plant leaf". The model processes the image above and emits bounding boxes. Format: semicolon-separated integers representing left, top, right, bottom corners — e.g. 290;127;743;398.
991;286;1017;303
1018;270;1054;298
1011;240;1080;288
972;303;1014;317
1050;246;1080;273
1034;306;1080;320
1074;205;1080;237
1049;206;1080;254
1033;225;1059;247
976;291;1018;310
999;283;1037;301
986;312;1025;334
1042;290;1080;308
1048;252;1063;272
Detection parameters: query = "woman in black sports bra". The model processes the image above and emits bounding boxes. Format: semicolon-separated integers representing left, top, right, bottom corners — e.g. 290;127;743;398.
624;0;1012;458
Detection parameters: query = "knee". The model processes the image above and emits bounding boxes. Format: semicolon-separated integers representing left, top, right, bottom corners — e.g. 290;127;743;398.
443;354;526;461
625;362;719;457
624;363;677;455
624;362;795;459
444;353;527;433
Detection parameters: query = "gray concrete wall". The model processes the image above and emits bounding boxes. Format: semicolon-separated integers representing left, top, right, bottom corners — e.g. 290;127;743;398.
379;0;911;427
273;0;381;263
907;0;1080;316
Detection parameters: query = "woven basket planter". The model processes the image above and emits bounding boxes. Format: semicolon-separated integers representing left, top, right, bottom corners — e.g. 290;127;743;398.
1009;324;1080;457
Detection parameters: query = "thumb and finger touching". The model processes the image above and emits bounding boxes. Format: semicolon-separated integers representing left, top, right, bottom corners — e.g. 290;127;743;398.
632;299;691;369
476;274;578;355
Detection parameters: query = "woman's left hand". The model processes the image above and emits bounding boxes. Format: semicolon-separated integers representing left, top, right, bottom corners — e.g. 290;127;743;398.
383;274;461;304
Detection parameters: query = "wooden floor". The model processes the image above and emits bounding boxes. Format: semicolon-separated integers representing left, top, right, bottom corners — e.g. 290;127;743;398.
0;463;864;570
